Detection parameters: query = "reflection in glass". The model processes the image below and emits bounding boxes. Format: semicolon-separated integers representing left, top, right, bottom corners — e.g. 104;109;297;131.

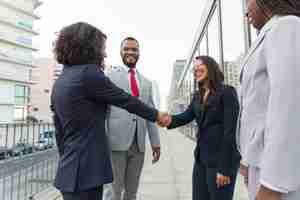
207;9;220;63
199;32;208;56
221;0;245;88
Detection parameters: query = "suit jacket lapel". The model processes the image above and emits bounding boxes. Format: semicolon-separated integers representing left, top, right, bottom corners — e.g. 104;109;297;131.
118;66;146;97
119;67;130;93
137;71;146;98
239;16;279;82
239;32;267;82
199;86;224;128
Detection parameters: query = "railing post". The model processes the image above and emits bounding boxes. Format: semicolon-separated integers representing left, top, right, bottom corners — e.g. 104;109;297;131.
10;171;14;200
20;123;24;144
0;122;56;200
17;167;21;200
32;123;36;147
27;123;30;146
13;124;16;147
5;124;9;148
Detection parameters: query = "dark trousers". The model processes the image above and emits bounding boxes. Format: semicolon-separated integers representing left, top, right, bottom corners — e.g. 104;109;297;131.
62;186;103;200
192;161;237;200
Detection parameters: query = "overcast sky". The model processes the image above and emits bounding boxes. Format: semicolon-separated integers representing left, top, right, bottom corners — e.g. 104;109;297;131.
33;0;206;109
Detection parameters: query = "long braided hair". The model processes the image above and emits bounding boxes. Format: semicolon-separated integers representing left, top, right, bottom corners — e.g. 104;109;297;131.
257;0;300;17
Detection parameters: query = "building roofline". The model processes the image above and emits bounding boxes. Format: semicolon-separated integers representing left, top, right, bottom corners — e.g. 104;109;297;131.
0;0;41;19
0;37;38;51
0;19;39;35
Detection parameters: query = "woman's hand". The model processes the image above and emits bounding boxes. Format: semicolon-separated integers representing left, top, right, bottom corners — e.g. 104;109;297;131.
157;112;172;127
216;173;231;188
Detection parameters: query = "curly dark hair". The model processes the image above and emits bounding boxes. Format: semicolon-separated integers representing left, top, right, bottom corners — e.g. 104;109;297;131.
257;0;300;17
195;55;224;93
54;22;107;67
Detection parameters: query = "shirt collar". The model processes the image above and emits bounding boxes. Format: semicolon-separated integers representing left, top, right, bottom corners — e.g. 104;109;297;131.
121;65;137;73
259;15;279;34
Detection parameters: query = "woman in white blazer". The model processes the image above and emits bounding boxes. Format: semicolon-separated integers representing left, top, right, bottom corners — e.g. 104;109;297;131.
237;0;300;200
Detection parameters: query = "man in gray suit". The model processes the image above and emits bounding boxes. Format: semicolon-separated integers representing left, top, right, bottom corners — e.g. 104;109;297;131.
237;0;300;200
106;37;161;200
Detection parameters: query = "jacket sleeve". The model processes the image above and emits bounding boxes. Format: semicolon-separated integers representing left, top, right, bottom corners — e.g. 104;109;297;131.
83;66;158;123
167;95;196;129
146;83;160;147
260;16;300;192
217;86;240;176
50;104;64;156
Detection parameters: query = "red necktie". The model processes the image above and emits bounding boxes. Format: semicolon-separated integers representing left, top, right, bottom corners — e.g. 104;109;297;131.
129;69;139;97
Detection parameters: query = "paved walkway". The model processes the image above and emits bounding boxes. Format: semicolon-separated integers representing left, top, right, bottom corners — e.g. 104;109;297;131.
137;129;248;200
36;129;248;200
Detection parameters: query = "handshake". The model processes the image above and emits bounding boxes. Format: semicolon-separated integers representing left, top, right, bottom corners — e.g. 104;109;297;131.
157;112;172;127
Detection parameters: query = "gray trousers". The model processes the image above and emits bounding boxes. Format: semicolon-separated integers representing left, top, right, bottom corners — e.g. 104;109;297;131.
111;141;145;200
248;167;300;200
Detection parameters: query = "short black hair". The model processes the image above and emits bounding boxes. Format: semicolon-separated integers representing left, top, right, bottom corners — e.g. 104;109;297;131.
54;22;107;67
120;37;139;49
258;0;300;17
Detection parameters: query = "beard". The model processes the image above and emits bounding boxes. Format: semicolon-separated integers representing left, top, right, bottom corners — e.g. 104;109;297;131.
122;54;139;68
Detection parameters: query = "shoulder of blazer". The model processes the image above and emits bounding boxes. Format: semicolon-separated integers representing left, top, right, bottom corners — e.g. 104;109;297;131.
106;66;126;79
107;66;124;74
222;85;237;97
266;15;300;37
276;15;300;27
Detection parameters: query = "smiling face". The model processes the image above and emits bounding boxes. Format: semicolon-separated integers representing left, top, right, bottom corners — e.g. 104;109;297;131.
246;0;270;30
121;39;140;68
193;59;208;83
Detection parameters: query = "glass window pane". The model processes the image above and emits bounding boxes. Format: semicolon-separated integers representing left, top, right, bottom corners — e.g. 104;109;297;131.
222;0;245;61
207;9;220;63
15;97;25;105
199;31;208;56
15;85;25;97
221;0;245;88
14;107;24;120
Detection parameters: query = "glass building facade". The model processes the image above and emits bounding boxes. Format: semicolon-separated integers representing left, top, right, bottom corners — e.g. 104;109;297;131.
174;0;256;139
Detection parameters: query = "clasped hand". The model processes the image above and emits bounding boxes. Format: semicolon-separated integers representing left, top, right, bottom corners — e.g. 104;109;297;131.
157;112;172;127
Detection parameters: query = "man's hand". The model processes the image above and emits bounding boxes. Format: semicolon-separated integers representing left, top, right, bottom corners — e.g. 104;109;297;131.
216;173;231;188
151;145;161;164
157;112;172;127
256;185;282;200
239;163;249;186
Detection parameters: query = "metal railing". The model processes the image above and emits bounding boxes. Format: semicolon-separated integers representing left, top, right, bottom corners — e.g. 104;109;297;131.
0;123;59;200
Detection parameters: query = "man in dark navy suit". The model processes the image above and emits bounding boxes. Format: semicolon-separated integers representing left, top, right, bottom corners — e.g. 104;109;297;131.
51;22;167;200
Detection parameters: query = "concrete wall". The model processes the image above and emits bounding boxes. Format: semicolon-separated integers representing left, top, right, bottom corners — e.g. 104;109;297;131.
30;58;57;122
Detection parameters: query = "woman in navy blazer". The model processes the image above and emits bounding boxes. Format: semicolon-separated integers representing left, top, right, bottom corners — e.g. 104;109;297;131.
167;56;240;200
51;22;165;200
